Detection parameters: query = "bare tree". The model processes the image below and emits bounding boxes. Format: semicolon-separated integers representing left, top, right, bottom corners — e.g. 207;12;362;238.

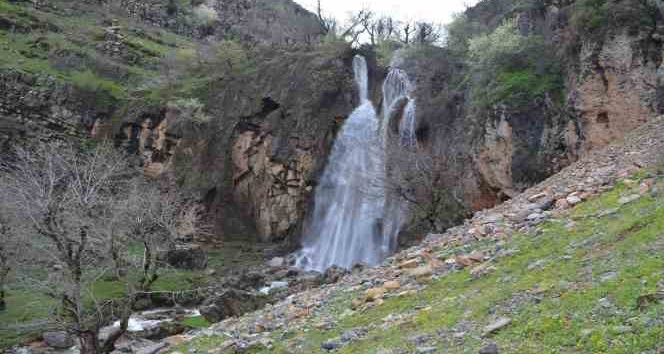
315;0;338;35
357;8;377;45
356;11;402;46
0;214;12;310
414;22;443;45
401;21;416;44
360;133;467;233
0;176;32;312
334;8;374;46
375;16;398;42
383;139;465;231
0;142;203;354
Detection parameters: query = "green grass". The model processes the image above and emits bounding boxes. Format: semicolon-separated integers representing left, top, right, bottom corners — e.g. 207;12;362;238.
0;0;194;104
69;70;127;100
169;170;664;354
0;290;53;347
0;256;223;348
182;316;210;328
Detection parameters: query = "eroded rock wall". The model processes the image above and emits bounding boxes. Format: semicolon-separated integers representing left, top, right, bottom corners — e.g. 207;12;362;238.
122;46;356;243
400;0;663;229
571;32;662;151
0;70;116;150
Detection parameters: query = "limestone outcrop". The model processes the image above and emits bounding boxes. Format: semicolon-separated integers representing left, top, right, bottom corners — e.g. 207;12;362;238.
396;0;664;231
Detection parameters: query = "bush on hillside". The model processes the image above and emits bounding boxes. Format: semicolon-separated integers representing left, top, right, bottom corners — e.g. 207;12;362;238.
466;19;563;107
444;13;481;56
571;0;660;40
193;4;218;26
70;70;126;101
168;98;211;127
468;19;527;71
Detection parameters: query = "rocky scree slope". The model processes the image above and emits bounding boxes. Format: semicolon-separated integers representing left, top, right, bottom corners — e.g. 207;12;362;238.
163;116;664;354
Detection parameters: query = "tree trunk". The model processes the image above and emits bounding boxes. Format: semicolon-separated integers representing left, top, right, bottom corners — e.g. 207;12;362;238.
100;297;133;354
0;265;10;311
79;330;100;354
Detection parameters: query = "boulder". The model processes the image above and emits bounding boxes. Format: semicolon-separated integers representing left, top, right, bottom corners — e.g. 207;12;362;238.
383;281;401;291
160;244;207;270
398;259;418;269
364;287;385;302
479;343;499;354
455;255;474;267
199;289;268;323
267;257;285;268
163;335;188;347
408;266;433;281
483;317;511;336
43;331;74;349
468;251;485;262
323;265;348;284
296;271;325;288
566;195;582;206
138;321;185;340
230;271;266;291
618;194;640;205
135;343;168;354
555;199;570;210
527;192;547;202
537;198;555;211
321;339;341;351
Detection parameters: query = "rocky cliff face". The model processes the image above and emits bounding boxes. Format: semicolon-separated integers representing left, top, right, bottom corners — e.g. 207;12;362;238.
115;0;323;43
119;44;357;243
0;0;338;244
201;48;355;243
395;0;664;227
571;31;662;152
0;70;116;151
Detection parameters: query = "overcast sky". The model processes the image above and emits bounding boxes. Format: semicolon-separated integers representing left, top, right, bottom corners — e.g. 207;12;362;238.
294;0;479;25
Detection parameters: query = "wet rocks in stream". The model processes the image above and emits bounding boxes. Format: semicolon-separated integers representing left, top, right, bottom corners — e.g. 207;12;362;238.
200;289;269;323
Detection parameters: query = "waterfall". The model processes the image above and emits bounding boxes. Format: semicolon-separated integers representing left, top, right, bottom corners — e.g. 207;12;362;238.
381;68;417;146
380;61;418;257
295;55;417;272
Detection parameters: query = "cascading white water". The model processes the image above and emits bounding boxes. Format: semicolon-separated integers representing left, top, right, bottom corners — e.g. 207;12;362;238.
380;61;418;255
295;55;417;272
381;68;417;146
295;56;386;271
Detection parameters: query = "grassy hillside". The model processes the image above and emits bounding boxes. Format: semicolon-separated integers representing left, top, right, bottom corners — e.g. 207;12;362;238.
169;166;664;353
0;0;195;106
0;241;271;348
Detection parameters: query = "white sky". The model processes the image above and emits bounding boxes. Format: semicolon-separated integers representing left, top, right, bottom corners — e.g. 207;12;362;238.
294;0;479;25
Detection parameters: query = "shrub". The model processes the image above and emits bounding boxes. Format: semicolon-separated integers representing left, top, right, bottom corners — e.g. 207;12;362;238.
210;40;252;73
193;4;218;26
571;0;660;40
493;68;563;103
570;0;609;39
167;98;211;137
69;70;126;100
468;19;527;71
466;19;563;107
444;13;482;56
